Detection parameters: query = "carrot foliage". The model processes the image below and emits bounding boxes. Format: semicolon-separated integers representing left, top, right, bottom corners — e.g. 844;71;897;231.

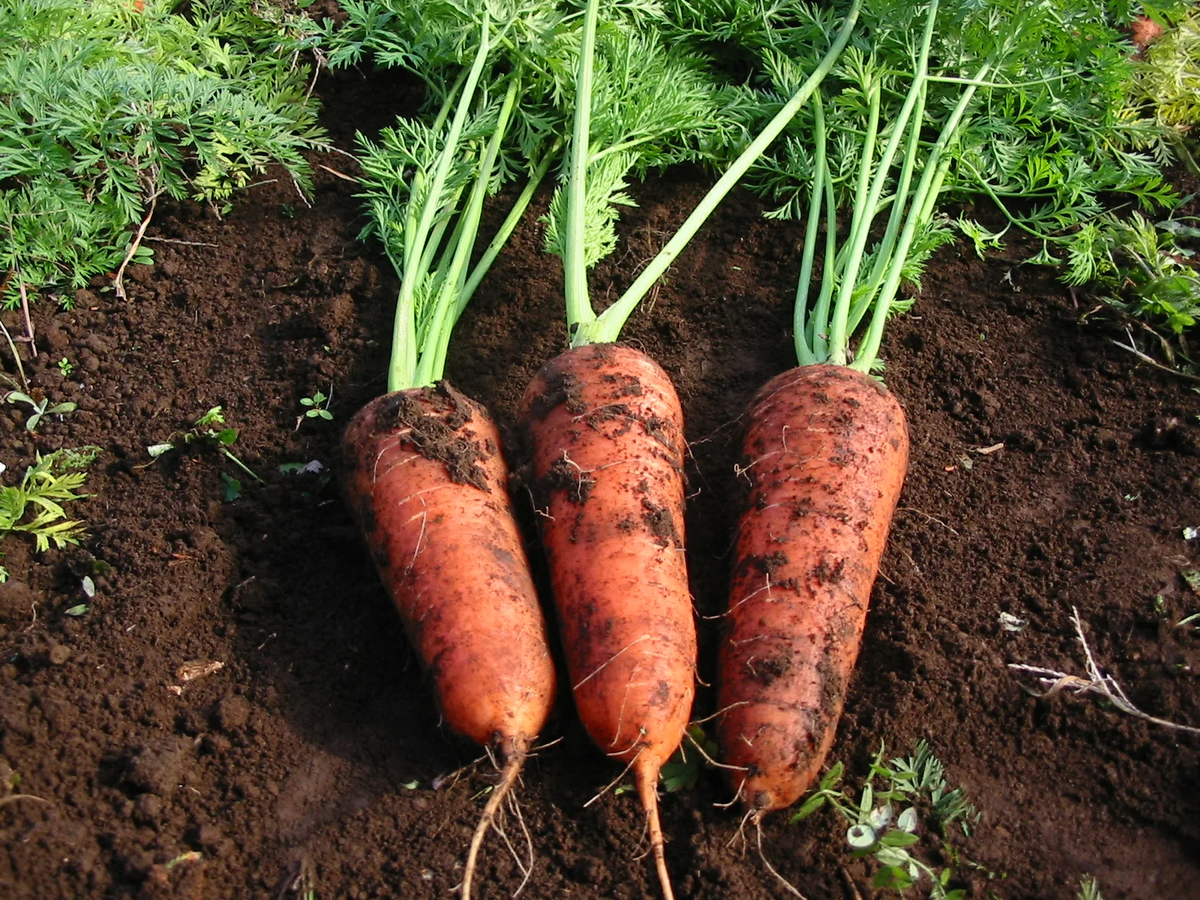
554;0;862;347
668;0;1174;371
329;1;571;391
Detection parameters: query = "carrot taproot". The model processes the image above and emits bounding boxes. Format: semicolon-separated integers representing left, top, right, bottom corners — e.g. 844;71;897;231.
716;365;908;814
341;383;556;897
520;342;696;900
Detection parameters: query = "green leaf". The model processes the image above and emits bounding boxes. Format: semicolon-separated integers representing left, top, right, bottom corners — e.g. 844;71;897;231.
879;830;921;848
196;407;225;428
64;604;88;617
873;865;914;891
215;428;239;446
819;761;845;791
1182;568;1200;593
220;473;242;502
792;793;827;822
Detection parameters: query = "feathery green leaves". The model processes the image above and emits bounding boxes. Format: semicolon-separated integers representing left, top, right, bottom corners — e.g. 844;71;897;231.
0;0;326;303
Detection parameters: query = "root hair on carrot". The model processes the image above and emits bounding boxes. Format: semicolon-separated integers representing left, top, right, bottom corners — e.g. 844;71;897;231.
636;763;675;900
572;634;653;690
682;729;749;774
583;747;642;809
688;700;751;726
713;774;747;810
727;807;756;850
460;753;527;900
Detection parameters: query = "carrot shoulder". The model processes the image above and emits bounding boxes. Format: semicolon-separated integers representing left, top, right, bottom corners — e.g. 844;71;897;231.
520;342;696;898
717;364;908;814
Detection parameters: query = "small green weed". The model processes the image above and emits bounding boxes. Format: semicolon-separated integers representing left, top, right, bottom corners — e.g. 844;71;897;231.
57;358;73;378
147;406;262;494
296;388;333;428
1077;876;1103;900
794;741;984;899
5;391;77;433
0;446;100;553
659;725;718;793
1073;212;1199;372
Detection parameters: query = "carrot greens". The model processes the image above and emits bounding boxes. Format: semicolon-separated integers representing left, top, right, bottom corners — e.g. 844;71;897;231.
708;0;1177;371
551;0;863;347
331;1;569;391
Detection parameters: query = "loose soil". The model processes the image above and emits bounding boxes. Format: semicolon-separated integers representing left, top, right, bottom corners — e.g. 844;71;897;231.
2;63;1198;900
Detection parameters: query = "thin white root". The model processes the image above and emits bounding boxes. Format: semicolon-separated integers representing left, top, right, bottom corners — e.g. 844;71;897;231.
757;818;809;899
461;754;524;900
583;747;641;809
636;762;676;900
1008;606;1200;736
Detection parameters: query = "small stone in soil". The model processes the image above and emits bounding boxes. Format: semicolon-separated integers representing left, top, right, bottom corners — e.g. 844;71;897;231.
47;644;71;665
216;695;250;731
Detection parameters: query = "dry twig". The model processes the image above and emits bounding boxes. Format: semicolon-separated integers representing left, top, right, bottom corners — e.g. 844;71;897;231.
1008;606;1200;736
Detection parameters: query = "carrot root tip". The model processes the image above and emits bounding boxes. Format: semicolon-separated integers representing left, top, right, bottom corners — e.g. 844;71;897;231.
460;753;526;900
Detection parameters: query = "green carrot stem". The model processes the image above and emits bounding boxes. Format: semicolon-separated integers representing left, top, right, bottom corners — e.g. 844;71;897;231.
851;63;990;372
389;9;491;393
573;0;863;347
562;0;601;341
844;0;939;335
825;81;881;366
809;148;838;358
459;138;562;309
415;77;520;387
794;94;827;366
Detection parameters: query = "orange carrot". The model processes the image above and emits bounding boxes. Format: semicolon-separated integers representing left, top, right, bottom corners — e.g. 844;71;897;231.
341;383;556;896
716;365;908;815
520;343;696;900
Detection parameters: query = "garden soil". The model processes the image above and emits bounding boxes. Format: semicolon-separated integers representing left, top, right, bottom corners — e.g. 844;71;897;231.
2;64;1199;900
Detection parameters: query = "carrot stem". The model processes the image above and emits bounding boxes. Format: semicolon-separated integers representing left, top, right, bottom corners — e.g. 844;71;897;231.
568;0;863;347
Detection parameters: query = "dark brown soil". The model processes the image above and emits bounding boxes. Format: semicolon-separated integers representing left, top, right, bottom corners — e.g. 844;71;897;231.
2;64;1199;900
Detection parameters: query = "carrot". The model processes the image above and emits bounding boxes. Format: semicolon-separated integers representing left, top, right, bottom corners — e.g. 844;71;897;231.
339;11;562;895
716;1;939;825
716;365;908;813
519;342;695;900
341;384;555;896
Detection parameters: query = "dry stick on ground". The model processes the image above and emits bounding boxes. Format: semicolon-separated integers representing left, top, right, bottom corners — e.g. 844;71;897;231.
1111;327;1200;384
1008;606;1200;736
17;280;36;357
0;793;49;807
0;317;30;391
114;192;161;301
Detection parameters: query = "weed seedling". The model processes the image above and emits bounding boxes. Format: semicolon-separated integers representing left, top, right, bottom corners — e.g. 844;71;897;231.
296;389;333;429
794;741;984;899
57;358;74;378
147;407;263;487
0;446;100;552
5;391;77;432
